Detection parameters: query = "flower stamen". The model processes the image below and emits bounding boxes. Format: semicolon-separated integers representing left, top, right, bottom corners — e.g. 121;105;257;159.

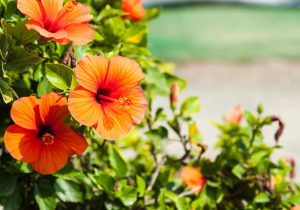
118;97;132;108
42;133;55;145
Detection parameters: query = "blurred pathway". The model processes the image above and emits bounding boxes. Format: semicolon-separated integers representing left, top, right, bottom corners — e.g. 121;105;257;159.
169;59;300;177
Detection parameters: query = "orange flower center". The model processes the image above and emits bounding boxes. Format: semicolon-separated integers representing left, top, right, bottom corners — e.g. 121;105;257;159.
96;88;111;103
96;89;133;109
38;125;55;146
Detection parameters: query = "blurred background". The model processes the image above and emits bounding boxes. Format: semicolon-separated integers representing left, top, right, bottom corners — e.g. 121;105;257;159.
145;0;300;178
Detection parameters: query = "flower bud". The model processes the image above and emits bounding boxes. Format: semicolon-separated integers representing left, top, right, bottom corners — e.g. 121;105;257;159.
170;83;180;111
226;105;243;124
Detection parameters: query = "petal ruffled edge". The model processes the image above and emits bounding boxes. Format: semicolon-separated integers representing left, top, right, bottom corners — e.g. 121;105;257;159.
65;23;94;46
105;56;145;92
17;0;44;24
68;86;102;126
54;124;87;156
4;124;42;163
94;103;133;140
30;140;70;175
11;96;41;130
75;55;109;93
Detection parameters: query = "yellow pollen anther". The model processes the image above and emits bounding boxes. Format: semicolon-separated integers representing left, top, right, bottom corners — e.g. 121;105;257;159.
64;0;77;15
42;133;55;146
118;97;132;108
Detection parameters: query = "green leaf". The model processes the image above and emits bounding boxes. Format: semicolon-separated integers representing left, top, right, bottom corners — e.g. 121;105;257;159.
6;47;44;72
232;164;246;179
53;164;82;180
11;161;32;173
180;96;201;118
116;180;137;207
54;178;83;203
45;63;73;90
254;192;270;203
164;73;187;91
146;68;169;95
34;177;56;210
0;77;16;103
13;22;38;45
164;190;190;210
94;172;115;193
136;176;146;197
37;76;53;97
108;145;128;177
0;173;18;196
3;185;22;210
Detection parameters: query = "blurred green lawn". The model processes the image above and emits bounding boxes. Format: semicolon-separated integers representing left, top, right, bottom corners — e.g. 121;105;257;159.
148;5;300;61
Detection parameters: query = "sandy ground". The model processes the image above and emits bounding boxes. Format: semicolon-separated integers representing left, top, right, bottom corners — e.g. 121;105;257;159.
158;59;300;178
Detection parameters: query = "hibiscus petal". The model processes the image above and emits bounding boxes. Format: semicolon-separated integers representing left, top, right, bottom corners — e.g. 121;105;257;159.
75;55;109;93
27;20;67;39
41;0;63;21
17;0;44;24
4;125;42;163
115;87;147;124
30;140;70;175
11;96;41;130
65;23;94;46
56;2;93;28
68;86;102;126
95;103;133;140
54;124;87;156
105;56;145;92
39;92;68;125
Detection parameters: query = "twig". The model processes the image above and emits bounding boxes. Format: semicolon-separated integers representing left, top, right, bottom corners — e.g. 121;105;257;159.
195;143;207;162
150;143;158;164
179;186;202;197
63;45;76;68
146;156;167;191
177;135;190;162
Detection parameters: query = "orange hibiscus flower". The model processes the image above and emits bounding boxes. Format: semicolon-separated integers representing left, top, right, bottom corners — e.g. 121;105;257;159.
122;0;145;21
68;55;147;140
17;0;93;45
180;167;206;193
4;92;87;174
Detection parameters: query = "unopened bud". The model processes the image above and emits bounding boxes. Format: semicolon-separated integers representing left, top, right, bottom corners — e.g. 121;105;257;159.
170;83;180;110
226;105;243;124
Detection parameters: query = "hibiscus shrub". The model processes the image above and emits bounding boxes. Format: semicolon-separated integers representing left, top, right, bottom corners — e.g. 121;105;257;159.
0;0;300;210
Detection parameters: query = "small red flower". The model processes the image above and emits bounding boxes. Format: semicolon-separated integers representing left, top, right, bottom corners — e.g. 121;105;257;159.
122;0;145;21
180;167;206;193
4;92;87;174
17;0;93;45
68;55;147;140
